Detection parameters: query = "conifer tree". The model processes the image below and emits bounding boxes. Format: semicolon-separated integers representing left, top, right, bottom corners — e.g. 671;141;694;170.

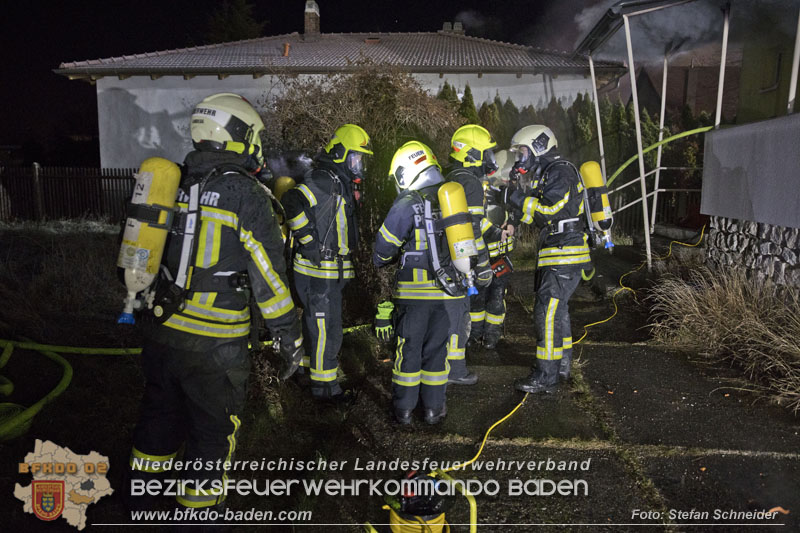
458;84;480;124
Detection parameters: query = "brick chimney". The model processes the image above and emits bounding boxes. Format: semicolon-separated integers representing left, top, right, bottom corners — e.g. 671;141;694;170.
304;1;320;35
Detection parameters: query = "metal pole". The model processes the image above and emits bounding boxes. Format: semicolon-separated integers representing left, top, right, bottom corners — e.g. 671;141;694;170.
32;162;44;221
651;54;669;233
623;14;653;270
788;6;800;114
715;3;730;128
588;55;608;179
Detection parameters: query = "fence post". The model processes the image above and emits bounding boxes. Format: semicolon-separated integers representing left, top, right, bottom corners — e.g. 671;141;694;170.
33;162;44;221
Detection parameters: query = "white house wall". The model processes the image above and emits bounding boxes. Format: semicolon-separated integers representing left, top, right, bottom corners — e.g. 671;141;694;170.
97;72;593;168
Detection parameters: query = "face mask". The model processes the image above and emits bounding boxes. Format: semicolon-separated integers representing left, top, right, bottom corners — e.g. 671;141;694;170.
346;151;366;180
482;149;498;176
515;146;532;166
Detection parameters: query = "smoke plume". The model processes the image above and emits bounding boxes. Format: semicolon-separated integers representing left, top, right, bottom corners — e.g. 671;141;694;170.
574;0;799;62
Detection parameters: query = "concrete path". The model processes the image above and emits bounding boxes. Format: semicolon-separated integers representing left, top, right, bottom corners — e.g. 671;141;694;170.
331;245;800;532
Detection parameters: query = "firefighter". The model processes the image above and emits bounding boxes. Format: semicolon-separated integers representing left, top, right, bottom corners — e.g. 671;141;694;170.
282;124;372;400
470;172;517;350
374;140;476;425
126;93;304;511
492;125;591;393
445;124;496;382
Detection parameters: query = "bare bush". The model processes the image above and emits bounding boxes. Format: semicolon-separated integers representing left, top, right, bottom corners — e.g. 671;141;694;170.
260;63;464;322
648;266;800;413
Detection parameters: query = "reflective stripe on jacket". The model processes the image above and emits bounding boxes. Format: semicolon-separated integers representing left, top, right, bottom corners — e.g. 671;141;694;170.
373;187;466;303
153;151;296;343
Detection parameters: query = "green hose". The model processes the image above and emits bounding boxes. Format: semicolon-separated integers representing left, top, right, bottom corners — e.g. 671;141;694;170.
0;323;373;441
606;126;713;187
0;343;74;441
0;339;141;355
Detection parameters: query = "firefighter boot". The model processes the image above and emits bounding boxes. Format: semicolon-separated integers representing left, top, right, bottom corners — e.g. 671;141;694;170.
514;359;559;394
483;324;502;350
424;403;447;425
393;407;413;425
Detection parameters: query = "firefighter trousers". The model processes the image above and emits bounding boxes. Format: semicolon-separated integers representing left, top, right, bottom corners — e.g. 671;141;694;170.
294;272;347;397
392;302;450;411
534;267;581;366
470;272;510;343
128;338;249;509
444;297;472;379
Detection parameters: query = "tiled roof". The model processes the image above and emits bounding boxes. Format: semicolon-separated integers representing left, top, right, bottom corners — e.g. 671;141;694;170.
56;31;621;79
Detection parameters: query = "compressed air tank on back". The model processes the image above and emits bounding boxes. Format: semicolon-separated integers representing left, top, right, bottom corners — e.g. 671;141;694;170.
437;181;477;277
117;157;182;323
271;176;296;240
579;161;614;250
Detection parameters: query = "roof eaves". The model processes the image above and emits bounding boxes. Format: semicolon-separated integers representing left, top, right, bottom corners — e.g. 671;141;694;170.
573;0;699;57
57;32;302;69
55;64;548;79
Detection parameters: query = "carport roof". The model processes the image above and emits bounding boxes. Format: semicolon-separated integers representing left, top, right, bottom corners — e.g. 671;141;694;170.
56;30;622;81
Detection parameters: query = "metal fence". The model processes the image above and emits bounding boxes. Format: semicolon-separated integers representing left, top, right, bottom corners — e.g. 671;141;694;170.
0;164;136;222
1;163;707;235
609;167;705;237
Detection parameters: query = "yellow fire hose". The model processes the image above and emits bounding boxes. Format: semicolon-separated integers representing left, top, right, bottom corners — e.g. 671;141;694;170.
1;217;706;530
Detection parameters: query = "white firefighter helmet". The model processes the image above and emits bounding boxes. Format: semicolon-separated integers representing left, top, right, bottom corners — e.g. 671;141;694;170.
191;93;265;168
510;125;557;167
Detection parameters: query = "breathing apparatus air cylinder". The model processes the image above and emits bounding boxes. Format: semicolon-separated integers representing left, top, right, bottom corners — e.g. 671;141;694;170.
437;181;479;295
579;161;614;251
271;176;296;240
117;157;182;324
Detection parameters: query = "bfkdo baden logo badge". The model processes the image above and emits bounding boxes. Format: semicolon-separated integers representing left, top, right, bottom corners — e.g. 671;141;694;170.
15;440;113;529
32;480;65;521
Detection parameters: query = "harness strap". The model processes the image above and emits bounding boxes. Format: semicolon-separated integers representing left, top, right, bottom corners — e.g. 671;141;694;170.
422;195;462;297
126;202;174;229
175;182;199;289
433;212;471;232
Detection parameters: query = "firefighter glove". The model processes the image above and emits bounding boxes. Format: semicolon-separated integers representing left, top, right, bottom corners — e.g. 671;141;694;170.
374;300;394;341
298;241;322;267
474;262;493;287
278;322;305;380
489;185;508;207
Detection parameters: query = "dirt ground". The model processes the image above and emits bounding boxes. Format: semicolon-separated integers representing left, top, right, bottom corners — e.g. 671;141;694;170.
0;230;798;532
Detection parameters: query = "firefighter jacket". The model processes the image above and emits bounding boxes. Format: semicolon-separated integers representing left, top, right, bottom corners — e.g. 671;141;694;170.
282;161;358;280
373;185;467;304
145;150;298;351
508;154;591;270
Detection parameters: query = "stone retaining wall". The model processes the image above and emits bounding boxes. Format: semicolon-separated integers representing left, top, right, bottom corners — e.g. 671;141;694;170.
706;216;800;287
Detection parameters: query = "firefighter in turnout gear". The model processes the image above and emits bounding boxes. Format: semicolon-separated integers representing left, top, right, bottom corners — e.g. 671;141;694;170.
126;93;304;511
470;172;517;350
373;140;474;425
445;124;496;382
282;124;372;400
493;125;592;393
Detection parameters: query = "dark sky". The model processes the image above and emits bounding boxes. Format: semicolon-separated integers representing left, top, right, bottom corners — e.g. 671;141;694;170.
0;0;596;162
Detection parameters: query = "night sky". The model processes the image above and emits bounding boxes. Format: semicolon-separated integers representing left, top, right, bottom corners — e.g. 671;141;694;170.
2;0;601;164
